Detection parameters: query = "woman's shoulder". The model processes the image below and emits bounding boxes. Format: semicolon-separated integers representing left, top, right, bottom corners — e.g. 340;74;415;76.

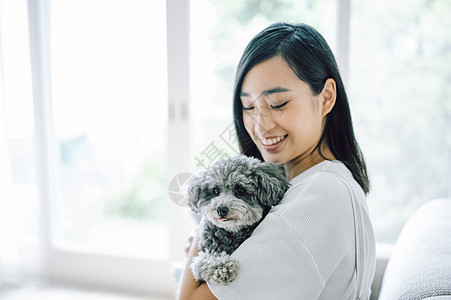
266;160;360;246
289;160;355;187
246;161;358;284
279;160;360;210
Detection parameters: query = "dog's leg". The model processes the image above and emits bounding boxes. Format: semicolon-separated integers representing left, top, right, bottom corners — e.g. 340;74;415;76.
190;251;239;285
190;250;214;282
209;252;239;285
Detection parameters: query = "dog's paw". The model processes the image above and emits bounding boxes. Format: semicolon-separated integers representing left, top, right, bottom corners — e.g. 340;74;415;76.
210;258;239;286
190;251;240;285
190;251;217;282
190;252;206;282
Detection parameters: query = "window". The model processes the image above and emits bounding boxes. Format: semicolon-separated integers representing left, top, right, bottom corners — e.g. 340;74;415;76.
49;0;169;260
349;0;451;243
18;0;190;295
0;0;41;274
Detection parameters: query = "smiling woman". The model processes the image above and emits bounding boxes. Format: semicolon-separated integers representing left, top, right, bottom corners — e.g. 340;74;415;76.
233;24;369;194
178;22;375;300
189;0;451;252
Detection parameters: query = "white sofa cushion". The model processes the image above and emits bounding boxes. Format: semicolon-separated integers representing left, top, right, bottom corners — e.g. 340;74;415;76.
378;199;451;300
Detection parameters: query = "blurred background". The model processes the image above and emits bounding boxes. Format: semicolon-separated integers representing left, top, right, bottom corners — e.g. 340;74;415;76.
0;0;450;298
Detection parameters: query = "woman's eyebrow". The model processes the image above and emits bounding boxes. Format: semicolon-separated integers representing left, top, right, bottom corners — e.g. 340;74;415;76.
261;87;291;96
240;87;292;98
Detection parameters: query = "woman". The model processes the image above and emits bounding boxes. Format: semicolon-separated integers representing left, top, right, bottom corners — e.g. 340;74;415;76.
178;22;376;300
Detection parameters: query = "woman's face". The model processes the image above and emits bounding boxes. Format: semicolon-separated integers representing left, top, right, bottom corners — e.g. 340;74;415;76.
241;55;328;165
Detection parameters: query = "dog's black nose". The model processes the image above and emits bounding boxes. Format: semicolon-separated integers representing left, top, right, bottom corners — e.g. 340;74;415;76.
216;206;229;218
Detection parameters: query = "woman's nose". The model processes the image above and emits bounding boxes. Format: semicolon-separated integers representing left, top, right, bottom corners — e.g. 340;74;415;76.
255;107;276;133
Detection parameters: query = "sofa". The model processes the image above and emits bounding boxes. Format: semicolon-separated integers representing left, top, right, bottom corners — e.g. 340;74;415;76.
371;198;451;299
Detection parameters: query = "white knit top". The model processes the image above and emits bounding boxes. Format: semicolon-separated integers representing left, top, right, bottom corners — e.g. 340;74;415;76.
207;160;376;299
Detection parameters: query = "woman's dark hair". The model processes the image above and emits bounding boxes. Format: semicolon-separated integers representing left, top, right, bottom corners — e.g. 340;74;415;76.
233;22;370;194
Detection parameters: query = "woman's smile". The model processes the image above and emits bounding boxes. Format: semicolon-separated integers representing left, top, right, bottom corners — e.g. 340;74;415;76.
258;134;288;152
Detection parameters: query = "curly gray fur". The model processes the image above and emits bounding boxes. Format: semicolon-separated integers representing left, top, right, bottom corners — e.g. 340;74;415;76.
187;155;290;285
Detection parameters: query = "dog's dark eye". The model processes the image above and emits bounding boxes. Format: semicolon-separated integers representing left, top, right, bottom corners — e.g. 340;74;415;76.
213;187;221;196
235;185;246;196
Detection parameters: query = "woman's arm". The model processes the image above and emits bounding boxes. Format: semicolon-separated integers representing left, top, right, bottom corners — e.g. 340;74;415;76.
178;234;217;300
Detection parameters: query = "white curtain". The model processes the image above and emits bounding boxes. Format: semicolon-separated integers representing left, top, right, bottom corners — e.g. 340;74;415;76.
0;54;23;288
0;0;33;288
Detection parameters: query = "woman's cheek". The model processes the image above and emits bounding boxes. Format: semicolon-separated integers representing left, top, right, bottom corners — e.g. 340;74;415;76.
242;114;253;135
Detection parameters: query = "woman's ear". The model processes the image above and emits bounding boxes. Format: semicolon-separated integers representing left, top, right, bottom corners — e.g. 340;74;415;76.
320;78;337;117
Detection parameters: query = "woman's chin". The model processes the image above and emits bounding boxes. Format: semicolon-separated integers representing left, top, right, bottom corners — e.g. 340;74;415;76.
261;153;285;164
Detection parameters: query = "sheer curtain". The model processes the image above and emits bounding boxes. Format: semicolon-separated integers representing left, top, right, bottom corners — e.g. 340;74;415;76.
0;0;38;289
0;52;23;288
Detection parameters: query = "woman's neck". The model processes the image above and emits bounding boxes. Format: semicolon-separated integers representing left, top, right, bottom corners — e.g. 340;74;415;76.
284;145;335;181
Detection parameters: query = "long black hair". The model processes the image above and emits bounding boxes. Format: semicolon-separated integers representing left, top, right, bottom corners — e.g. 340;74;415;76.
233;22;370;194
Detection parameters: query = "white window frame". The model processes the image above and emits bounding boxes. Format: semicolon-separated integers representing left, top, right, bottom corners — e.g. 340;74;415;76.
336;0;350;84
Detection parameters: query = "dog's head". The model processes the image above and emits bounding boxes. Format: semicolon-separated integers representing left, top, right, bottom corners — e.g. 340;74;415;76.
187;155;290;232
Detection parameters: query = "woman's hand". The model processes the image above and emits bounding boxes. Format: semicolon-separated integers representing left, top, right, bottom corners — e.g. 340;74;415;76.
184;234;195;257
178;232;217;300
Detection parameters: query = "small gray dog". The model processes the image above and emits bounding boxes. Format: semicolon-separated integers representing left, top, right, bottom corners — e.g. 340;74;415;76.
187;155;290;285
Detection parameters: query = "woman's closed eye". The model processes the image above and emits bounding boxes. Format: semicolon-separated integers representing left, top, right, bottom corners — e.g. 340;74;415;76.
242;101;289;111
271;101;289;110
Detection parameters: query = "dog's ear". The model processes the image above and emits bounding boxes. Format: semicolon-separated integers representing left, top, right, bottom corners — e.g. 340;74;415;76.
187;176;202;213
253;162;290;207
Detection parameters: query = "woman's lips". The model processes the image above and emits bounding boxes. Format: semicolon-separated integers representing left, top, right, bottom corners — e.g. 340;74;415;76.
259;134;287;152
260;135;287;146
